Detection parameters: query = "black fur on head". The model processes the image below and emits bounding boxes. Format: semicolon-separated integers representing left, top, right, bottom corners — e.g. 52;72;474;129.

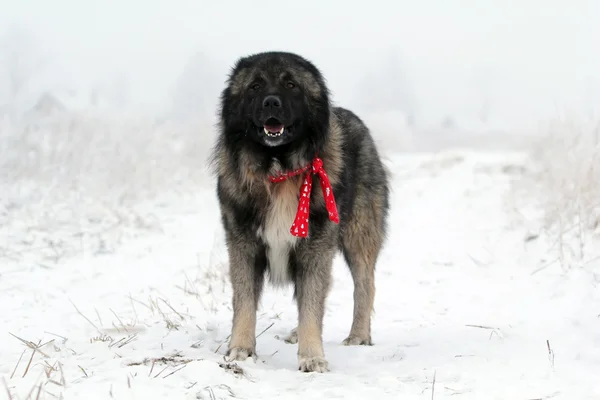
218;51;331;169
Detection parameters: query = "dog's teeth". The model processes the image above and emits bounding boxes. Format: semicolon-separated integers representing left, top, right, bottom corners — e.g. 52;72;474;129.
279;126;284;134
264;127;269;135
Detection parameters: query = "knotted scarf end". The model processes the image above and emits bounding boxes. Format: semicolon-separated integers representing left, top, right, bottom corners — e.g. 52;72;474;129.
268;157;339;238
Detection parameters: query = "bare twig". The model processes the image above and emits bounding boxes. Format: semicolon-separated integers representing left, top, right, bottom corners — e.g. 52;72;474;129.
201;384;235;399
69;299;102;334
108;334;137;349
58;362;66;386
43;331;68;343
109;308;128;332
42;360;58;379
128;295;153;312
207;386;216;400
10;349;26;379
159;298;185;320
9;333;51;358
118;334;138;348
152;300;181;331
465;324;495;330
162;364;187;379
530;258;560;276
153;365;169;379
95;308;104;327
34;383;43;400
129;292;139;323
214;334;231;354
431;370;436;400
23;372;45;400
1;377;13;400
547;339;555;369
256;322;275;339
465;324;503;339
23;348;37;378
148;360;156;377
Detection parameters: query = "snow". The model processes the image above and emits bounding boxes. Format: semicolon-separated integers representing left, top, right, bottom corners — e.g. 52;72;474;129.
3;1;600;396
1;149;600;399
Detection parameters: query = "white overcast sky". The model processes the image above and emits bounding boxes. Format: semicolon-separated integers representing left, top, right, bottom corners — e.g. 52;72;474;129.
1;0;599;128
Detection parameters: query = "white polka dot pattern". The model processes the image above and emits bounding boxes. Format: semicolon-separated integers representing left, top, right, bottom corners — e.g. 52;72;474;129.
268;156;340;238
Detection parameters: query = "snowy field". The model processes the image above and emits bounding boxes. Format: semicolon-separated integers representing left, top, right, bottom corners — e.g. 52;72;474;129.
2;1;600;398
2;132;600;399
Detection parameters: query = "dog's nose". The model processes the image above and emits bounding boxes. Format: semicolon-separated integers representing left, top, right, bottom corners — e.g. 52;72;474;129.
262;95;282;109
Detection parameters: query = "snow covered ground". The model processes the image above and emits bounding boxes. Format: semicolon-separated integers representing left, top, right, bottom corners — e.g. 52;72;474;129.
1;148;600;399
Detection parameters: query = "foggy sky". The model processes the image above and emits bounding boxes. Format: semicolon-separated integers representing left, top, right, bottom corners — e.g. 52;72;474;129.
1;0;599;129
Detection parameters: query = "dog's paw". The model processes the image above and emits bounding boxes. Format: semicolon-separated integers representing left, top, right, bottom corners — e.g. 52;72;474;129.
283;328;298;344
225;347;257;362
342;335;373;346
298;356;329;373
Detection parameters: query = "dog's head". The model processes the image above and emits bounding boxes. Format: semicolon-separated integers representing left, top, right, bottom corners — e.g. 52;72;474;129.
220;51;331;149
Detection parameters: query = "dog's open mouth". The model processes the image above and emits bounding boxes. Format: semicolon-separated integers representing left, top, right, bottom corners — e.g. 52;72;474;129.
263;118;285;137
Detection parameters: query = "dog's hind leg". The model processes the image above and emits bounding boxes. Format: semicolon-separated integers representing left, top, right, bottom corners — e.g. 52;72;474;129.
282;327;298;344
341;196;387;346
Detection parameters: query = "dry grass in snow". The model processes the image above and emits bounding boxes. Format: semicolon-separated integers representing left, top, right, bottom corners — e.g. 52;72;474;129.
512;114;600;270
0;111;217;265
2;107;600;398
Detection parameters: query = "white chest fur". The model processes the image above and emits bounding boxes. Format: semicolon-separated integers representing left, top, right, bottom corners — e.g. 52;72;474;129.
258;179;300;287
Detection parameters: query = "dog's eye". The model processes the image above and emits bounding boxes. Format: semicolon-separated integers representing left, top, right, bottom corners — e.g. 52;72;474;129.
286;81;296;89
251;83;261;90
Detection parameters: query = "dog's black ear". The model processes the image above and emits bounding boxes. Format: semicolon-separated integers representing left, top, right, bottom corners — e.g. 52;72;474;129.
219;85;244;134
303;91;330;152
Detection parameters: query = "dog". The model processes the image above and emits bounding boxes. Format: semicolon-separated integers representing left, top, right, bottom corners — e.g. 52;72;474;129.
209;51;390;372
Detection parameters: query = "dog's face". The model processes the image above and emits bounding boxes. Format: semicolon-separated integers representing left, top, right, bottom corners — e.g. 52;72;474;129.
246;73;303;148
221;52;330;149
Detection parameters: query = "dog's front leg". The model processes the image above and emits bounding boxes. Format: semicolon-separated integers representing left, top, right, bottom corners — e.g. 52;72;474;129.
225;236;266;362
293;243;335;373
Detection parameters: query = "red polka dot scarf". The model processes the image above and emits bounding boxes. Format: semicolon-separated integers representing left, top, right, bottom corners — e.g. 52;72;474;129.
268;156;340;237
